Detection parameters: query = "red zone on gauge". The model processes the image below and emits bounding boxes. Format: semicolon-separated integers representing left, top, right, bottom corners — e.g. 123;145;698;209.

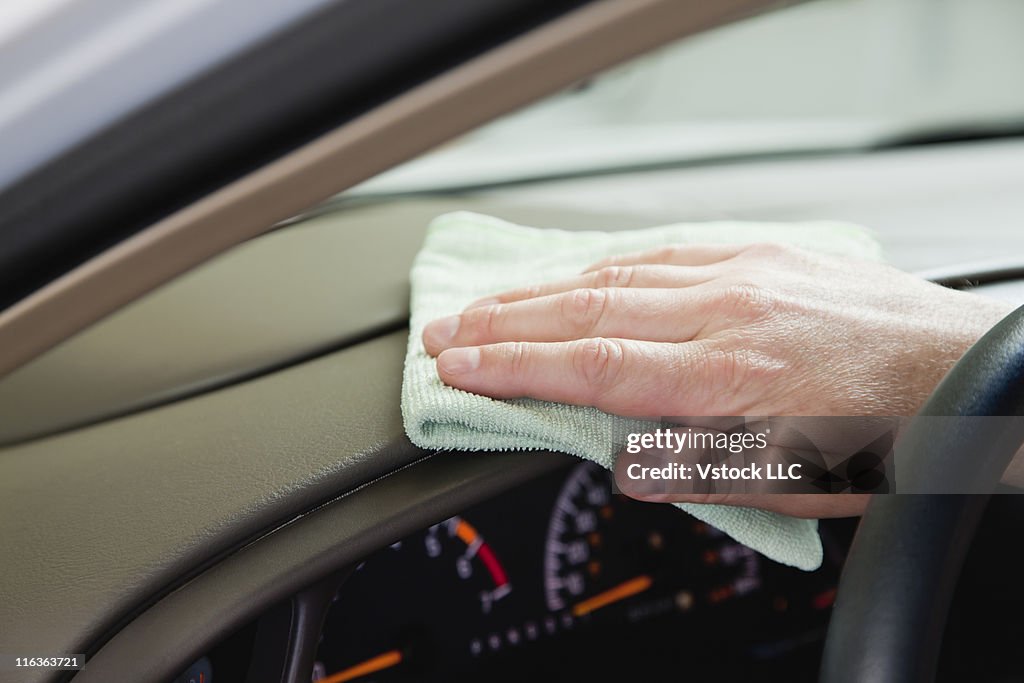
448;516;511;612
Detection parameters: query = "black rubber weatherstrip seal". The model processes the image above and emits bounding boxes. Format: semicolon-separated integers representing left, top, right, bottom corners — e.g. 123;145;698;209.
0;0;592;310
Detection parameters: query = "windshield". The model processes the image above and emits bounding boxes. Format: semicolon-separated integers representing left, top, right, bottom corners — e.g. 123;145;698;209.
357;0;1024;194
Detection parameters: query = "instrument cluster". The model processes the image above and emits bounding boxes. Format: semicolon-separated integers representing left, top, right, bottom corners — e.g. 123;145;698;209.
311;461;852;682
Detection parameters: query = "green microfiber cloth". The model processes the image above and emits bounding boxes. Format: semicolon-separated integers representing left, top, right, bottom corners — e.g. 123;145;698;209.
403;211;883;571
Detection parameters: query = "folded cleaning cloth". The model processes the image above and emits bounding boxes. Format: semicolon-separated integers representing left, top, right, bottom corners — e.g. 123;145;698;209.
403;211;883;571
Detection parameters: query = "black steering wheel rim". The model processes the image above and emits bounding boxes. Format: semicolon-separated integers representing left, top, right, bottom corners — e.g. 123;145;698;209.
821;304;1024;682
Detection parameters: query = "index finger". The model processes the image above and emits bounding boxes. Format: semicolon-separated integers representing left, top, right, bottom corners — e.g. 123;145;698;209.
435;337;734;417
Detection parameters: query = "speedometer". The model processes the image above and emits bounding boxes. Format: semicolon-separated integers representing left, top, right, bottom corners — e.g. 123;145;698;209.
544;461;762;621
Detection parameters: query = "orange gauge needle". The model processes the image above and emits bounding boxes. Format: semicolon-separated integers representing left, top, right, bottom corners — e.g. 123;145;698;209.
571;575;653;617
316;649;403;683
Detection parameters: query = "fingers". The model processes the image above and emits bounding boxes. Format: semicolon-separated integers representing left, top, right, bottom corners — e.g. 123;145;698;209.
584;243;748;272
423;288;709;356
466;244;753;310
466;264;719;309
435;338;715;417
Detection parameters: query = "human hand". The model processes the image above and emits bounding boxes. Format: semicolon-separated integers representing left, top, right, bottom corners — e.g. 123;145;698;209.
422;242;1014;516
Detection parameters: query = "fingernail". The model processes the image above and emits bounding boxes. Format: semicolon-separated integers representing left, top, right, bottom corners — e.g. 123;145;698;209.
465;296;499;310
423;315;460;349
438;347;481;375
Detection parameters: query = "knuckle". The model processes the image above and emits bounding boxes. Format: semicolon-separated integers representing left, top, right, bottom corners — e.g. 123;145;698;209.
720;282;776;320
475;304;505;339
506;341;531;376
685;343;745;402
563;287;612;335
572;337;626;395
595;265;635;288
689;342;785;411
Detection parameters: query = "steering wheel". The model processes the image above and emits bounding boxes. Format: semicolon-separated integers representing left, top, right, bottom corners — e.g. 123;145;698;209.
820;305;1024;682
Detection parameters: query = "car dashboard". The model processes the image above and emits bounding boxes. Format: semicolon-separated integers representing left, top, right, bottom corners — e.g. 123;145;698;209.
4;139;1024;683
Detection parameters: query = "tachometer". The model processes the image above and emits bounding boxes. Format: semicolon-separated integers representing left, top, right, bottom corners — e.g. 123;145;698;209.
544;461;762;622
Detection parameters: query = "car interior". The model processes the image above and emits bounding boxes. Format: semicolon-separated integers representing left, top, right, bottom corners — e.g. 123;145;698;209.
2;1;1024;682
